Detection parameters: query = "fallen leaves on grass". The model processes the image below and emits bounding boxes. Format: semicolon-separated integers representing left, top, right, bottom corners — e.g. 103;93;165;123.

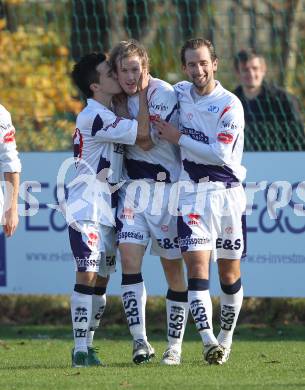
0;340;10;349
120;381;132;388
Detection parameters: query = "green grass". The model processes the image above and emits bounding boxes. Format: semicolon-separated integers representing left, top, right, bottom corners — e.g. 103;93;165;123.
1;325;305;390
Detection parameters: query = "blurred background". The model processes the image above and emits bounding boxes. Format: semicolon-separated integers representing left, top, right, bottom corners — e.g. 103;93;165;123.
0;0;304;152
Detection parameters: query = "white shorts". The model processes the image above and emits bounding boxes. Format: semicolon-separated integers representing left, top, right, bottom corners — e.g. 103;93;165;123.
116;182;181;260
69;220;116;277
178;185;247;260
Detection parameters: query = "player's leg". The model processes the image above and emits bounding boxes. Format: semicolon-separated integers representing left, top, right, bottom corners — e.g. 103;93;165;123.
217;259;243;363
177;209;222;364
86;274;109;366
215;185;246;363
117;186;154;364
160;257;188;365
183;250;222;364
69;221;102;367
86;225;117;365
119;242;154;363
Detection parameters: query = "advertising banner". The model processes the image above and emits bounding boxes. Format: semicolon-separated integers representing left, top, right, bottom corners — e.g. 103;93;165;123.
0;152;304;297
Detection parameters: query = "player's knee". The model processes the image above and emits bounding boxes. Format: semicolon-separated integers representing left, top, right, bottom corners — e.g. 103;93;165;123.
120;254;142;273
188;263;209;279
76;271;97;286
95;274;109;288
219;270;240;286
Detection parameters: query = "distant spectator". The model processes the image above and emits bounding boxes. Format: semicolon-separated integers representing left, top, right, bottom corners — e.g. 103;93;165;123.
233;49;304;151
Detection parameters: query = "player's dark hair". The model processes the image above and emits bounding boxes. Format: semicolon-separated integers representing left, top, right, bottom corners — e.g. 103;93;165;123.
234;48;265;70
180;38;217;66
71;52;107;98
109;39;149;73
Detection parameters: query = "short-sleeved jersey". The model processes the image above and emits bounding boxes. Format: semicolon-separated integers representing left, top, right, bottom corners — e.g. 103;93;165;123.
0;104;21;215
67;98;138;225
175;81;246;187
123;77;180;183
0;105;21;174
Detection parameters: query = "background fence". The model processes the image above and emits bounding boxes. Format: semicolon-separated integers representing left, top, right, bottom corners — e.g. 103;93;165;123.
0;0;304;151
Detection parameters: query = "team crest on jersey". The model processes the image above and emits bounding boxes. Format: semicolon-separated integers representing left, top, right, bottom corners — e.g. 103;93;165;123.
87;231;99;248
161;224;169;232
187;113;193;120
187;213;201;225
225;226;233;234
217;132;234;144
120;208;134;220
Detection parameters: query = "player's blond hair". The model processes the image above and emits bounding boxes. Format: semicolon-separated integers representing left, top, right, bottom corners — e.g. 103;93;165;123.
109;39;149;72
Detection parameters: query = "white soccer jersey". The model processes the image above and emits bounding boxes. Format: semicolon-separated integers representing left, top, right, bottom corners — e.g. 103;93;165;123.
67;98;138;225
123;77;180;183
0;105;21;217
0;105;21;174
175;81;246;186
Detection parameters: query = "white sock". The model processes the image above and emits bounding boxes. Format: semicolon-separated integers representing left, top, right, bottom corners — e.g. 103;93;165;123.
189;289;218;346
71;288;93;354
121;274;147;341
87;293;107;348
217;285;243;349
166;290;189;351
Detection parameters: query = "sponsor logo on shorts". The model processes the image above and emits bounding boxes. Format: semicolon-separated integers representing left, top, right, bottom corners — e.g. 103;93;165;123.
179;237;210;247
87;232;99;247
75;257;100;268
161;224;168;232
120;208;134;220
157;237;179;249
187;213;201;225
118;231;144;241
216;238;241;250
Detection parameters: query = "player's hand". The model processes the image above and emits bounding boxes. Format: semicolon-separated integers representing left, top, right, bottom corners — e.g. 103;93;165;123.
137;68;150;92
112;93;130;118
3;207;19;237
153;118;181;145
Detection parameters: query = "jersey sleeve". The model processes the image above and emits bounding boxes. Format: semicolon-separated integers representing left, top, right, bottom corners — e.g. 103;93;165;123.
0;109;22;173
149;86;179;145
89;109;138;145
179;100;244;166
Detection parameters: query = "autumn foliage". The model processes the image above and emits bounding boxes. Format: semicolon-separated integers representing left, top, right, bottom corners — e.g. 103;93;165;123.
0;19;82;151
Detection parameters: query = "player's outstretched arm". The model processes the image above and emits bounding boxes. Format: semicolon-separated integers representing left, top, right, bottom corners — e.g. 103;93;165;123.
136;71;154;150
3;171;19;237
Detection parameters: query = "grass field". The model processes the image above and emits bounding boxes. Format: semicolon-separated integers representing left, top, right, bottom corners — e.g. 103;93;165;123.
1;324;305;390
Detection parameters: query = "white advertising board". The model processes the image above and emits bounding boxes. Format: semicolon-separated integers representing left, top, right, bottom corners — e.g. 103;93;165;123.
0;152;304;297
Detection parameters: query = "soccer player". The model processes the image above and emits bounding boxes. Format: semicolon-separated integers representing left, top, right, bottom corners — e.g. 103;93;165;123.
109;40;189;366
154;38;246;364
67;52;150;367
0;104;21;237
